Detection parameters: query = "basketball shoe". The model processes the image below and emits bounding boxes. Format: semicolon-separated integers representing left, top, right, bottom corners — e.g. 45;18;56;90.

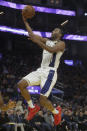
54;106;62;125
27;104;40;120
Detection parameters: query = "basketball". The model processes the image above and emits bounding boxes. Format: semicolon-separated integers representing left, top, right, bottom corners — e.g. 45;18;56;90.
22;5;35;19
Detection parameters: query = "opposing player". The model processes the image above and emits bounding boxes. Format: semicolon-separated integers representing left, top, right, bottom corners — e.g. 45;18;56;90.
17;14;65;125
0;92;16;111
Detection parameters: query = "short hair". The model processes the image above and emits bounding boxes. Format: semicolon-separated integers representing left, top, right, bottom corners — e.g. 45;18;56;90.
55;28;63;35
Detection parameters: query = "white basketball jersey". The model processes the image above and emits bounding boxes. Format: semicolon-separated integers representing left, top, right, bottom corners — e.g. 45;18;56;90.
41;40;63;70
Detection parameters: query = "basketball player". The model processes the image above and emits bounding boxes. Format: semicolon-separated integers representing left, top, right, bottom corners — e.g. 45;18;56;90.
17;16;65;125
0;92;16;111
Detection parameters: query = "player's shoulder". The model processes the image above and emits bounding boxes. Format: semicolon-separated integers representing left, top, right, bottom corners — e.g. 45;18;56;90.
44;38;49;41
57;40;65;46
58;40;65;44
42;38;48;43
56;40;65;51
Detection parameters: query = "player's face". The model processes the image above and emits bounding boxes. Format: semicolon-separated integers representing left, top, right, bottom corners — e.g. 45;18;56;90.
51;28;62;39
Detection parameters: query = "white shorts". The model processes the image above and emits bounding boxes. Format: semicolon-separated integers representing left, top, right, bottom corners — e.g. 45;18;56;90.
23;68;57;97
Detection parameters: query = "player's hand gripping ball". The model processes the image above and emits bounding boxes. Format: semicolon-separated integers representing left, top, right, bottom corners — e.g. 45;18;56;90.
22;5;35;20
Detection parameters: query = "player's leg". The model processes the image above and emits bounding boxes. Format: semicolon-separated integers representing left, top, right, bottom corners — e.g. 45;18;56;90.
17;70;41;120
39;70;61;125
40;95;61;125
40;70;57;112
18;70;41;105
39;95;54;112
17;79;32;106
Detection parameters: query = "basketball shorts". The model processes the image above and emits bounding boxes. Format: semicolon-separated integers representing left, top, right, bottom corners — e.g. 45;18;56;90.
23;68;57;97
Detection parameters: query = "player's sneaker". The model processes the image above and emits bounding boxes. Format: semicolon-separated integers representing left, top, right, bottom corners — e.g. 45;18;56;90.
54;106;62;126
26;104;40;121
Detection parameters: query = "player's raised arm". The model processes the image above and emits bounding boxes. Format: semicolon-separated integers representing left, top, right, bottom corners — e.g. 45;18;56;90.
22;5;65;53
23;16;47;44
23;20;47;44
22;9;47;44
23;16;33;35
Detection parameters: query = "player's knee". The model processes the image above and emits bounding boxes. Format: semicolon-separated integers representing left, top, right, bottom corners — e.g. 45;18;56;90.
17;79;28;91
39;95;47;103
17;81;23;91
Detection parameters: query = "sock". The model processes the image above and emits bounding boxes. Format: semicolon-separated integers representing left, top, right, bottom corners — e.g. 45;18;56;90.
28;100;35;108
52;108;59;114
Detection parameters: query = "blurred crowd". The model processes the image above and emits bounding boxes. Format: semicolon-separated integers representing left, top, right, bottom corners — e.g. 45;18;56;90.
0;100;87;131
0;53;87;131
